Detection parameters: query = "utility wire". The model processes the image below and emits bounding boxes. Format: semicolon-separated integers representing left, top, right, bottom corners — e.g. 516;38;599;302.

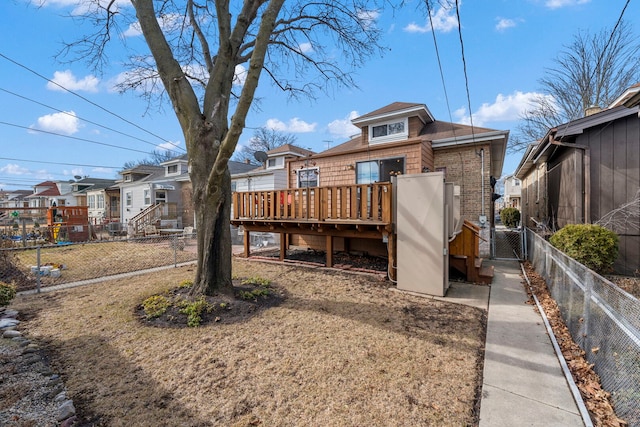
0;87;185;152
0;52;181;150
0;121;151;155
0;157;120;169
455;0;475;136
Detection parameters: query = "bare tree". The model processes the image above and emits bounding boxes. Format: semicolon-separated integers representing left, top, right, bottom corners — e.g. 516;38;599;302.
122;149;182;170
232;127;298;164
513;20;640;152
56;0;387;296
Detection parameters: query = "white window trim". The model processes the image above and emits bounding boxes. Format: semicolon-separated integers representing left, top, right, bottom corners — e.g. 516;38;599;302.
143;188;151;205
368;118;408;145
125;191;133;207
166;164;179;176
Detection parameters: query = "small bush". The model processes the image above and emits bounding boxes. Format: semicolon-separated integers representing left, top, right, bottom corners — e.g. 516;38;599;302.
241;276;271;287
179;296;212;327
178;280;193;288
500;207;521;228
0;281;17;306
142;295;170;319
238;287;270;301
550;224;619;274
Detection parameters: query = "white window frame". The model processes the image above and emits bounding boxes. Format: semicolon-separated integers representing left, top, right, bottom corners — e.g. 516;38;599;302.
88;195;96;209
155;190;167;204
166;164;179;175
368;118;408;144
143;188;151;205
124;174;132;182
97;194;105;209
125;191;133;207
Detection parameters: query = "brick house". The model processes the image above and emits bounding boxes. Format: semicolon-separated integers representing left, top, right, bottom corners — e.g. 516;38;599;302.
285;102;509;256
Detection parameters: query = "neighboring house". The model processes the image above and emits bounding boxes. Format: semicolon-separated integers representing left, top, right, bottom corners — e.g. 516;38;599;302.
76;180;119;224
502;174;522;209
177;159;261;230
286;101;509;256
233;144;315;192
26;181;75;208
515;84;640;275
117;164;175;228
0;190;31;209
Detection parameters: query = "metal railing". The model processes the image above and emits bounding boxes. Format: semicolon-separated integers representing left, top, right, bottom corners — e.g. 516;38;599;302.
527;229;640;426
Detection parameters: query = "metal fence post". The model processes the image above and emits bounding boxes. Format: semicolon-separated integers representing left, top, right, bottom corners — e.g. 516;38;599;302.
36;246;41;294
173;234;178;267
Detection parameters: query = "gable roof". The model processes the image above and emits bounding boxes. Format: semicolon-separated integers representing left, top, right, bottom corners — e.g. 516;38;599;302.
352;102;435;126
609;82;640;108
267;144;315;157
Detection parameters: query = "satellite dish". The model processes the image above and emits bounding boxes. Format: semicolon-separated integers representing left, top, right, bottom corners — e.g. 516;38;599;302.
254;151;268;163
74;175;82;180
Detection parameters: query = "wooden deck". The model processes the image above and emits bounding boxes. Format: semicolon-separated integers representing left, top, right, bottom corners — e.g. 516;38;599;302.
231;183;396;276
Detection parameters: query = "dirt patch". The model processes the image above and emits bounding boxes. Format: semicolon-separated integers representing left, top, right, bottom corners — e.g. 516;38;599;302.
10;259;486;426
257;248;389;272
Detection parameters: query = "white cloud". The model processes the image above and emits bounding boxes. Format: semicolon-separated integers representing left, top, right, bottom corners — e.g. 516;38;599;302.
91;167;114;174
545;0;590;9
327;111;360;139
47;70;99;93
234;64;247;86
297;42;313;54
455;91;554;126
265;118;317;133
495;18;517;32
0;164;30;175
357;9;380;29
63;168;85;177
157;140;182;152
38;0;129;16
404;1;458;34
31;111;80;135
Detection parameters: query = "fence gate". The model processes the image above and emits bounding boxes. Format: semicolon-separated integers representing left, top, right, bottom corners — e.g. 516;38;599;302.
491;226;526;260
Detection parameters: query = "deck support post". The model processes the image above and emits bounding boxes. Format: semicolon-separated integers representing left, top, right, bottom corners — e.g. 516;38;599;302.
387;232;396;281
243;230;250;258
279;232;286;261
326;235;334;268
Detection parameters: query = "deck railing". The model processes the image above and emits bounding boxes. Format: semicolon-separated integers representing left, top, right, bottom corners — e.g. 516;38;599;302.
233;183;393;224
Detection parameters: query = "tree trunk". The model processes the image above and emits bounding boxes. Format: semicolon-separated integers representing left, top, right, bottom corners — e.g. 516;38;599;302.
189;167;234;297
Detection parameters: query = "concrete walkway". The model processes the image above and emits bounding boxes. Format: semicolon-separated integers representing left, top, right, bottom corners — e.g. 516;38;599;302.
479;260;585;427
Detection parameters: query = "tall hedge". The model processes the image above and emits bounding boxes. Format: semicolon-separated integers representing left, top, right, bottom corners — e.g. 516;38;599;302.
549;224;619;274
500;207;521;228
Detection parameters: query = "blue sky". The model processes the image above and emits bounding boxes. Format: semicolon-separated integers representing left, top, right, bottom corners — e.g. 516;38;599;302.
1;0;638;191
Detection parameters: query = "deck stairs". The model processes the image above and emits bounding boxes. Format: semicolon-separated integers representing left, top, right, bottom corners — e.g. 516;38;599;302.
448;220;494;285
130;204;164;236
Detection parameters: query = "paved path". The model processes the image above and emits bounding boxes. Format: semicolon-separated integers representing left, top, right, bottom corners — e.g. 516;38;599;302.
479;260;585;427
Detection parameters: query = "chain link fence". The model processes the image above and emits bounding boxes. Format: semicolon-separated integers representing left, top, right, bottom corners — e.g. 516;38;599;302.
527;229;640;426
1;231;198;293
491;226;526;260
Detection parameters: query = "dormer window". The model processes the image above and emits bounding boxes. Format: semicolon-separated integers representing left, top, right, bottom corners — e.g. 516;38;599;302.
266;157;284;169
124;174;132;182
167;164;178;175
369;118;408;144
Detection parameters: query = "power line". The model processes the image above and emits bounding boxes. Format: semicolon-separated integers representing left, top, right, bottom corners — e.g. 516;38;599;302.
0;121;152;155
0;87;185;152
454;0;475;135
0;52;182;150
0;157;120;169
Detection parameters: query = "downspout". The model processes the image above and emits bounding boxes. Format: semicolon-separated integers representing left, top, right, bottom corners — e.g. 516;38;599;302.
550;140;590;223
480;148;485;218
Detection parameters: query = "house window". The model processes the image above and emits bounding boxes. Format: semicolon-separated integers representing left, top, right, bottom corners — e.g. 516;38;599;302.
167;164;178;174
97;194;104;209
143;189;151;205
155;191;167;204
513;179;520;186
356;157;405;184
297;168;318;188
369;119;408;144
356;161;380;184
125;192;132;207
124;174;132;182
267;158;276;168
88;195;96;209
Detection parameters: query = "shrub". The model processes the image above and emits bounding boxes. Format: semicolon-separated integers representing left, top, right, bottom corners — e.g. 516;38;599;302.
500;207;521;228
0;281;17;306
179;296;212;327
142;295;170;319
549;224;619;274
241;276;271;287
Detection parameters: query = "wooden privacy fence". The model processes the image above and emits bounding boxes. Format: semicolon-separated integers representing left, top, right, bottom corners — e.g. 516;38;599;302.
232;183;392;223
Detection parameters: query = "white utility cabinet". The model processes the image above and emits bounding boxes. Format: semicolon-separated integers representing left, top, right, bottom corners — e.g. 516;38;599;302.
396;172;451;296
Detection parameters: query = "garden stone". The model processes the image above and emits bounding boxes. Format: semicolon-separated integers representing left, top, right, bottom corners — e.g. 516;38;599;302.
60;416;77;427
1;309;18;318
57;400;76;421
3;330;22;338
0;318;19;329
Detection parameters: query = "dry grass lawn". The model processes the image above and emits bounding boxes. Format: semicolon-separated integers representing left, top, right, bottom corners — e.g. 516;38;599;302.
11;259;486;426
